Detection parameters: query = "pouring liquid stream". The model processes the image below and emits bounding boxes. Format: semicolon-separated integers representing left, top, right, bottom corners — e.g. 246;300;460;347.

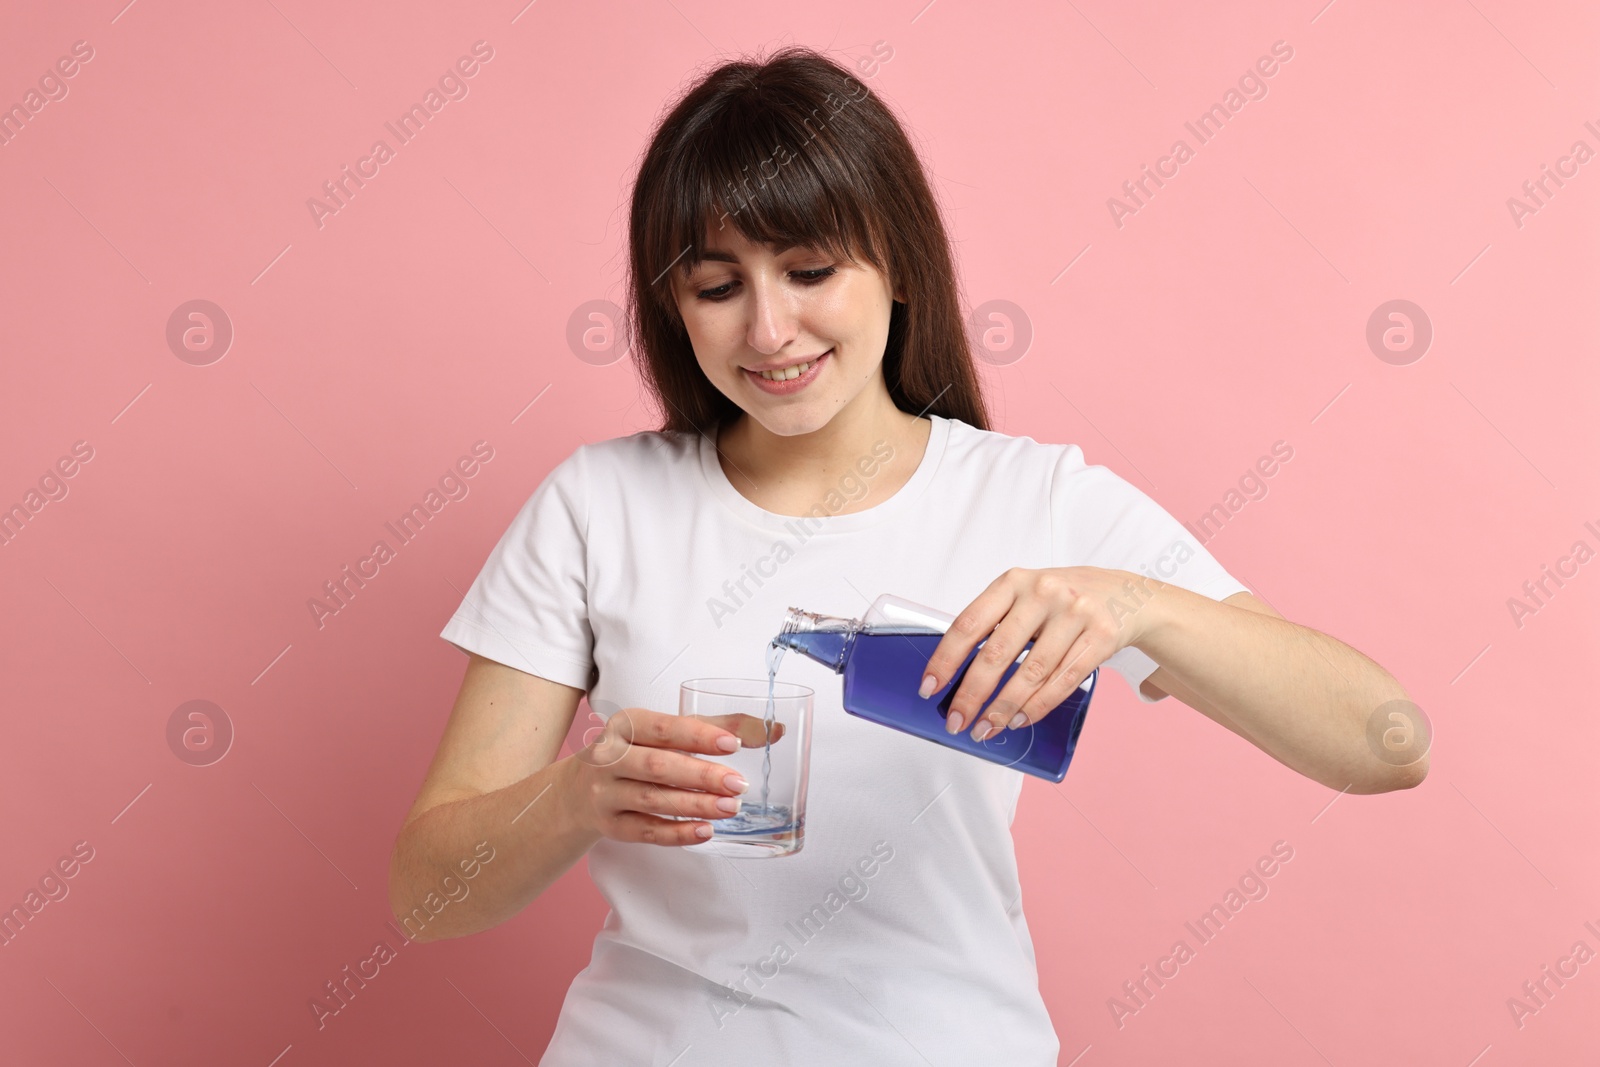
705;641;794;836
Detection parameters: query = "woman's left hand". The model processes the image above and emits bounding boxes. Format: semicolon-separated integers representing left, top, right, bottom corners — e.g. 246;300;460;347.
917;567;1160;741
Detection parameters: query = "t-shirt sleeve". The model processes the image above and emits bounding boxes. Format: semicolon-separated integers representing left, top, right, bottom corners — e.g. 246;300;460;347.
438;445;596;691
1049;444;1252;703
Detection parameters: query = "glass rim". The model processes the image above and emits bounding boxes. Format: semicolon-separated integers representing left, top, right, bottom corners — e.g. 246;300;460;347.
680;677;814;700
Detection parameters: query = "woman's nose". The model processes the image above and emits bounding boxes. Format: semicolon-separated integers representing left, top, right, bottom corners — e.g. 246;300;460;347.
745;277;799;355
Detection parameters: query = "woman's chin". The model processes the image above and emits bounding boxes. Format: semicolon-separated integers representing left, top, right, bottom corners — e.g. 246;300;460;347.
749;406;839;438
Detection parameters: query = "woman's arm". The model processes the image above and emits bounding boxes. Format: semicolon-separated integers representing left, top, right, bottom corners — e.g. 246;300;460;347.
1132;587;1427;795
920;568;1427;797
388;654;751;943
388;656;599;943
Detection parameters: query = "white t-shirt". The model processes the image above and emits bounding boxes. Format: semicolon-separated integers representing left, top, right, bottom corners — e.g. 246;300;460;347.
440;414;1250;1066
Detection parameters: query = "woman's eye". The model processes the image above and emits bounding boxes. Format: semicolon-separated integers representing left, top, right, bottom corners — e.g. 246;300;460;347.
695;266;837;301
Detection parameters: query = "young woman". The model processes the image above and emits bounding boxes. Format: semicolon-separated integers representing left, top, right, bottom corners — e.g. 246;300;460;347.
389;46;1424;1065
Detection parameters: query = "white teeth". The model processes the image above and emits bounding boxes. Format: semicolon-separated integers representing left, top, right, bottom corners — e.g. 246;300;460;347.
757;360;814;381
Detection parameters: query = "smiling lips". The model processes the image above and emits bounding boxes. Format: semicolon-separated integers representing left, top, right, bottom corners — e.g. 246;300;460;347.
745;350;830;393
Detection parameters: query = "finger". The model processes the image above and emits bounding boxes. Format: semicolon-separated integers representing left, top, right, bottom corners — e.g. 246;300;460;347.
1012;627;1103;730
609;810;716;847
698;712;786;748
974;613;1086;735
613;707;742;754
621;744;749;797
918;574;1022;705
950;600;1052;739
621;778;745;823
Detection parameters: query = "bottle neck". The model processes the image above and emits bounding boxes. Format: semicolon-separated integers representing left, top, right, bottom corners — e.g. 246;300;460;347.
773;607;860;673
778;607;858;635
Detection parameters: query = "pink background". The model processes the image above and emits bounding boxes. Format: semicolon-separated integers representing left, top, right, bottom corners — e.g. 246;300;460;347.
2;1;1596;1064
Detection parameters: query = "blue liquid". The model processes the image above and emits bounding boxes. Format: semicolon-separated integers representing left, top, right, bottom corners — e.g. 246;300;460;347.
711;801;799;836
774;626;1093;783
706;642;801;843
761;642;781;810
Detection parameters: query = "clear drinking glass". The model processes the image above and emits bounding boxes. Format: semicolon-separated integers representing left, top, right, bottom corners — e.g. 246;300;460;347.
678;678;813;858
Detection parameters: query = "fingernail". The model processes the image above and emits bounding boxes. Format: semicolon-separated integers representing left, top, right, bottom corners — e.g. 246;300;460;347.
918;674;937;699
716;795;742;814
695;824;713;839
945;712;964;735
715;734;740;752
725;773;749;794
971;721;994;742
1008;711;1027;730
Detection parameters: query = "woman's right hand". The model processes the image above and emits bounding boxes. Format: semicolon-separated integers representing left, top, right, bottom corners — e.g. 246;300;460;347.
566;708;784;846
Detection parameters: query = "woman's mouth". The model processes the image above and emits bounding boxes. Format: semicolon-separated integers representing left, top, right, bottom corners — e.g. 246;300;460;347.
745;349;831;395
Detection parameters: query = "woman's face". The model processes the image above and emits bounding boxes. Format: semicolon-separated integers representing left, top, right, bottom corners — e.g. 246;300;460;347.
671;224;901;439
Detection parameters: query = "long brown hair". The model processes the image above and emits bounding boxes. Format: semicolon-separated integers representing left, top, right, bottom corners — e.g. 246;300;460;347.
625;45;991;435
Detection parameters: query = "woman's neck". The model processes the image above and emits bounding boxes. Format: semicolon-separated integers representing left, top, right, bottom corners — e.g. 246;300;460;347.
715;406;932;518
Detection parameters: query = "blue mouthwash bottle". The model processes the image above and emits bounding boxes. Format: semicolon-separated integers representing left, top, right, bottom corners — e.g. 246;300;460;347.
769;594;1095;783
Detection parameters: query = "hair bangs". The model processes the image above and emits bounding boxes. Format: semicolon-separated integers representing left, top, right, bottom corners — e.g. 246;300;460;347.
664;106;882;282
